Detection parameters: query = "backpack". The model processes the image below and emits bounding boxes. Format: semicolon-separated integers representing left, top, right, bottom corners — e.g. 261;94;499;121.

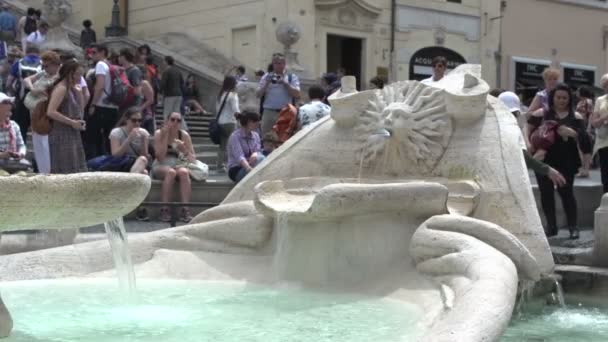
24;17;37;35
104;64;136;108
147;64;160;92
15;57;41;99
272;103;298;144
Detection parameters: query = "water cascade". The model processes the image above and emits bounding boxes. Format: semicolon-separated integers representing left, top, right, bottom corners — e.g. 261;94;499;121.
104;217;137;296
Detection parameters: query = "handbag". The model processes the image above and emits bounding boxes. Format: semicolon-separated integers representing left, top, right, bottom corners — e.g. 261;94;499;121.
87;154;136;172
530;120;559;151
176;154;209;181
31;98;51;135
210;92;230;145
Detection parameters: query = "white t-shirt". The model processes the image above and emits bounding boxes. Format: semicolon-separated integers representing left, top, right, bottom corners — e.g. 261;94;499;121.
95;60;117;108
216;91;239;125
109;127;149;157
298;100;330;128
26;31;46;46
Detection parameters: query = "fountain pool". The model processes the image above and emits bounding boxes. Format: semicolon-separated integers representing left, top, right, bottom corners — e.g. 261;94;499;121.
2;279;422;342
502;294;608;341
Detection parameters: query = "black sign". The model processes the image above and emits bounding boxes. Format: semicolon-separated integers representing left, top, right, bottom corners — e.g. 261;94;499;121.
514;61;547;89
409;46;466;81
563;67;595;89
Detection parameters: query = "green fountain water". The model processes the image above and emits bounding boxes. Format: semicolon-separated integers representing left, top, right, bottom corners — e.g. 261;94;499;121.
2;279;422;342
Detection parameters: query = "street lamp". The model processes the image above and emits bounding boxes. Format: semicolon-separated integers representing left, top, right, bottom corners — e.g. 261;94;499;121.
105;0;126;37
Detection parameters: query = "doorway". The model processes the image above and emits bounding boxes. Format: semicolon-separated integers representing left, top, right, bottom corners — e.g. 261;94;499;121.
327;34;363;89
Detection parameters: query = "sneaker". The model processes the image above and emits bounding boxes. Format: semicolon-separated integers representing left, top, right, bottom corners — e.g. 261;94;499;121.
159;207;171;222
180;207;193;223
135;207;149;221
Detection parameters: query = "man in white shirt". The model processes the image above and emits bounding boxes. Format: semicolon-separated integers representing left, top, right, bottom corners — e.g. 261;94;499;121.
421;56;447;86
25;21;48;49
298;85;330;130
86;43;119;158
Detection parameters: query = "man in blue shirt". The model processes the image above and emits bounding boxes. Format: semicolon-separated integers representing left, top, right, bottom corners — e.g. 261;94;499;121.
256;53;300;137
0;4;16;43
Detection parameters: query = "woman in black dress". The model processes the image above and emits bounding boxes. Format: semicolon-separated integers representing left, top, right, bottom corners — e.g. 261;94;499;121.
527;83;591;239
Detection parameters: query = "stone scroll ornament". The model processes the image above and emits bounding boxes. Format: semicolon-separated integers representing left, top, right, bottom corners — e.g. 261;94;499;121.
355;81;453;176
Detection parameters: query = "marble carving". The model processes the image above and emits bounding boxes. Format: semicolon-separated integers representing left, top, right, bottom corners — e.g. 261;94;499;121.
0;65;553;341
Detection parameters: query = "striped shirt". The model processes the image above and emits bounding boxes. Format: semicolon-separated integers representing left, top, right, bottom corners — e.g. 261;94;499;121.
227;128;261;169
0;119;26;156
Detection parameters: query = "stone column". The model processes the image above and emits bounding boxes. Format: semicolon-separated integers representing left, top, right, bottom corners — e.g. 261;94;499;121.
594;193;608;266
105;0;127;37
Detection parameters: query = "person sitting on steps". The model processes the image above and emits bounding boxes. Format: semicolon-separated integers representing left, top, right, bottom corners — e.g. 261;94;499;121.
152;111;195;223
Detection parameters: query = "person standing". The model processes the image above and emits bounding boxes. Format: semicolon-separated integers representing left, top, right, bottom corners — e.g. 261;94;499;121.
22;50;61;174
118;47;143;107
0;4;17;43
527;83;588;239
86;43;119;157
25;21;48;49
421;56;448;85
45;60;87;174
6;45;41;143
79;19;96;49
18;7;36;53
591;74;608;194
256;53;300;137
160;55;186;130
216;76;239;172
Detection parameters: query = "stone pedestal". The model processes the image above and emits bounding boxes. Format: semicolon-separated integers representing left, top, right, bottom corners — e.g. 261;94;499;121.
40;0;82;58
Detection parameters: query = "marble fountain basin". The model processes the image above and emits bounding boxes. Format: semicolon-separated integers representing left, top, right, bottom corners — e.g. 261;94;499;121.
0;174;540;342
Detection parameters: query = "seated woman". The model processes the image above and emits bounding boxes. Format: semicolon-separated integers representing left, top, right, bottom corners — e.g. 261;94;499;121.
183;74;207;115
0;92;27;173
109;107;150;174
227;110;266;183
152;112;195;223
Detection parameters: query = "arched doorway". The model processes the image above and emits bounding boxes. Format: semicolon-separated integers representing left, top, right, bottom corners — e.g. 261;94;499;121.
409;46;466;81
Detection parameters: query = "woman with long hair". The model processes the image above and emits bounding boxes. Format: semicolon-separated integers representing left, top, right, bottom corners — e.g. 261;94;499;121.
23;50;61;174
226;110;265;183
152;111;195;222
527;83;590;239
46;59;87;174
216;75;239;172
110;107;150;174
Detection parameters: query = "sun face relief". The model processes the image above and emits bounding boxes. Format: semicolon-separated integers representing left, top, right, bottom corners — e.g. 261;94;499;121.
357;82;453;175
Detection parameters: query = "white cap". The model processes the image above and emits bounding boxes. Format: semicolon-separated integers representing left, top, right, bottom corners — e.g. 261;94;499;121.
0;93;14;104
498;91;521;113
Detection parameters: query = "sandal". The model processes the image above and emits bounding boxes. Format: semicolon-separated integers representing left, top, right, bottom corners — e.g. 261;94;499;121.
180;207;193;223
159;207;171;222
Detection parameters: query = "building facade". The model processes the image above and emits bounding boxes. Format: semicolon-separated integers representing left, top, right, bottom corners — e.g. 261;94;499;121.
31;0;501;87
123;0;501;86
501;0;608;105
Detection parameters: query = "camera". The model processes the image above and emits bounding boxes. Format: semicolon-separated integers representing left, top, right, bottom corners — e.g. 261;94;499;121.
270;73;282;84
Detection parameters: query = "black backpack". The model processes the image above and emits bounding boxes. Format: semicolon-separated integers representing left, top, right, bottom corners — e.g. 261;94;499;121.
24;17;37;35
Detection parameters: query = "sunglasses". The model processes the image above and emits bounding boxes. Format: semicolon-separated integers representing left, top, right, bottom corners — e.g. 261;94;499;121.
130;118;142;123
170;118;182;123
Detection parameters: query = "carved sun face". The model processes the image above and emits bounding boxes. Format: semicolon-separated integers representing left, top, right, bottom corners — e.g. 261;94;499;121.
355;81;453;176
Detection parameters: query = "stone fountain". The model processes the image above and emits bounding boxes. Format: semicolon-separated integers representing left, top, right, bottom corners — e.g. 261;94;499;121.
0;65;552;341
